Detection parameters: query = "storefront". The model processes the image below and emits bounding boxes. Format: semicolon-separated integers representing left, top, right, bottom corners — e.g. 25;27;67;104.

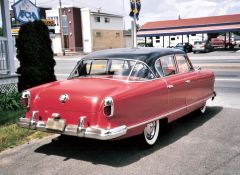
0;0;18;93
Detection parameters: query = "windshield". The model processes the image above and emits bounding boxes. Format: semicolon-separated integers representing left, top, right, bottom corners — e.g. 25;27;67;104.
69;58;156;81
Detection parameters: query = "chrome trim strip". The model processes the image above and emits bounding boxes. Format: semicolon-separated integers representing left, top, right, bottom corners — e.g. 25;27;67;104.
127;94;214;130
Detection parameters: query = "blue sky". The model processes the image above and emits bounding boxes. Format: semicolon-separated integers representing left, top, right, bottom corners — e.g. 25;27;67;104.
8;0;240;29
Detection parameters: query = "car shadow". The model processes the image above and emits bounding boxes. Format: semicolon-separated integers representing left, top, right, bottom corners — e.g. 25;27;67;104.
34;106;223;167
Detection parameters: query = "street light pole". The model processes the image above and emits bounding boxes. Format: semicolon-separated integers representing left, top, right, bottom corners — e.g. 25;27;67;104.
132;0;137;48
59;0;65;55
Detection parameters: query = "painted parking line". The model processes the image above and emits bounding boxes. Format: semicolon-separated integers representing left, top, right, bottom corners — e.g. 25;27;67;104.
215;78;240;82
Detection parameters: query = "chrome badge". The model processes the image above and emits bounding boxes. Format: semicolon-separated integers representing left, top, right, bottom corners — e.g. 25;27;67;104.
59;94;69;103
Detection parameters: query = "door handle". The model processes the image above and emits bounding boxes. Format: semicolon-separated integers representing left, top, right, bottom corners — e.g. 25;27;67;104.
167;85;174;89
185;80;191;83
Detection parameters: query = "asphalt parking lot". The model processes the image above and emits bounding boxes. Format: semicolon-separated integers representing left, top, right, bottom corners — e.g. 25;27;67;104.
0;106;240;175
4;50;240;175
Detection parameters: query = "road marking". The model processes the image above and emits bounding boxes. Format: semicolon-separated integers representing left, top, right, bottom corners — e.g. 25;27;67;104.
56;74;69;76
215;78;240;82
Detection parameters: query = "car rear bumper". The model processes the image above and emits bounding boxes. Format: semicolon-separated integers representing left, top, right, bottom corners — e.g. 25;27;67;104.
18;118;127;140
193;48;205;51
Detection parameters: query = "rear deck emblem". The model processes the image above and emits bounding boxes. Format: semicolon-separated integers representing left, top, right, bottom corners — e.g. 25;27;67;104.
59;94;69;103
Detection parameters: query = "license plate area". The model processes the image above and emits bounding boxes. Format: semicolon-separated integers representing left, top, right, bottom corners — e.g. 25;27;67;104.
46;118;66;131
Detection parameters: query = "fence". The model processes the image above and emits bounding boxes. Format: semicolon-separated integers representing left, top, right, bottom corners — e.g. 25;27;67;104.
0;37;8;74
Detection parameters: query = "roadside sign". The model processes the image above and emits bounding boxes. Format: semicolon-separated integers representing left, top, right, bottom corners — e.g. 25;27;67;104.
12;0;40;23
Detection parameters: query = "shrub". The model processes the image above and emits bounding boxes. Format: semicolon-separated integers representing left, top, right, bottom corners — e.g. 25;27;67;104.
16;20;56;92
0;92;22;111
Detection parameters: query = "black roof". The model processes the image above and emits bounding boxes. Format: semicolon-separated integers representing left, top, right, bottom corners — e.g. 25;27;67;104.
84;48;185;66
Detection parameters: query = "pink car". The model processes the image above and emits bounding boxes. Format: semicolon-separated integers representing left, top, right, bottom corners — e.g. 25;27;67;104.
19;48;216;146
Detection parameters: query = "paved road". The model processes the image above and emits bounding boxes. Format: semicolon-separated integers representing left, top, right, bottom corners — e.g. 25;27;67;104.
3;51;239;175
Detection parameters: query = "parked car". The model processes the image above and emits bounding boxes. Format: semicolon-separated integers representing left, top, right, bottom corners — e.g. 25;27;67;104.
193;41;214;53
175;43;193;53
210;38;236;49
19;48;216;146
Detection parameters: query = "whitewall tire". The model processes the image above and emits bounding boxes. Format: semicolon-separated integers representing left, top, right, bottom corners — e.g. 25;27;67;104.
143;120;160;146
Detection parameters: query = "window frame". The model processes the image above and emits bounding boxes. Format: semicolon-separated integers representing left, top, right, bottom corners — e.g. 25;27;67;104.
174;54;194;74
154;55;177;77
69;58;157;82
94;16;101;23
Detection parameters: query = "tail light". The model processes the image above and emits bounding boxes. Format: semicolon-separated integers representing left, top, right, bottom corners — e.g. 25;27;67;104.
21;91;30;109
103;97;114;117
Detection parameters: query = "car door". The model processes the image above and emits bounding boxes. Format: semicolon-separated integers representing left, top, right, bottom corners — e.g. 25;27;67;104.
155;55;187;122
175;54;203;113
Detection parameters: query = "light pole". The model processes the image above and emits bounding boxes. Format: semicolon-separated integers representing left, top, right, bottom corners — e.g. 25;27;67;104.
132;0;137;48
59;0;65;55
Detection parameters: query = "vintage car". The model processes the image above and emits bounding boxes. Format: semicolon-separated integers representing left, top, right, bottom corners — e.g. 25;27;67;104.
19;48;216;146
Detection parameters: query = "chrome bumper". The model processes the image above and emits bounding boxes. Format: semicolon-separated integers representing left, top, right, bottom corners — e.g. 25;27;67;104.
18;118;127;140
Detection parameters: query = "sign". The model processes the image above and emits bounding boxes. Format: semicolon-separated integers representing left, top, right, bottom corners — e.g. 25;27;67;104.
11;28;20;35
12;0;40;23
41;19;55;26
61;15;68;36
129;0;141;20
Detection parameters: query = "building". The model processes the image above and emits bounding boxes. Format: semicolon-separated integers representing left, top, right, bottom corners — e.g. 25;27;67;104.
81;8;124;53
138;14;240;47
0;0;18;93
46;7;124;54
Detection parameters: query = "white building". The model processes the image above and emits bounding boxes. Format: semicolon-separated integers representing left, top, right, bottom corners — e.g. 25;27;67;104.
46;9;62;54
46;7;124;55
81;8;124;53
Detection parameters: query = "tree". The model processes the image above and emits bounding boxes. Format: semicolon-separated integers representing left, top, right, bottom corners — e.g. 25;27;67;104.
16;20;56;91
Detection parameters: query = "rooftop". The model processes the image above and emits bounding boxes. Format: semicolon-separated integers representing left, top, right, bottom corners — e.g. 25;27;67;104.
140;14;240;30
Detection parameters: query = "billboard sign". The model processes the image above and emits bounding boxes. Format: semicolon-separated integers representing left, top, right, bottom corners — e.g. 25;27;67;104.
12;0;40;23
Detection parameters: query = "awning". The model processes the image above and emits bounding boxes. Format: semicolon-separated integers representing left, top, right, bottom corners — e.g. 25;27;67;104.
137;24;240;37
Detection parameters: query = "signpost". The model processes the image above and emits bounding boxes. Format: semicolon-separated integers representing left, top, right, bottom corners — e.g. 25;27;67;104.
12;0;40;23
129;0;141;48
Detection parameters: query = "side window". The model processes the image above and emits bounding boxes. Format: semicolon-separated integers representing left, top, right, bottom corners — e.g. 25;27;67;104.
156;56;176;77
129;62;155;81
175;55;192;73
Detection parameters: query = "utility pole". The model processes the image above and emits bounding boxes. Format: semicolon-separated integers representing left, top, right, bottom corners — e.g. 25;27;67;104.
132;0;137;48
59;0;65;55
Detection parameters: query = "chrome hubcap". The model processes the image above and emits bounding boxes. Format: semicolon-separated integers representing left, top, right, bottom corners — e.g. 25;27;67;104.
145;122;156;140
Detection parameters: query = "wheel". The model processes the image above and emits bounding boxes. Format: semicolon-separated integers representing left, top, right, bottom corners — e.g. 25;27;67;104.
200;104;207;114
193;51;196;54
143;120;160;146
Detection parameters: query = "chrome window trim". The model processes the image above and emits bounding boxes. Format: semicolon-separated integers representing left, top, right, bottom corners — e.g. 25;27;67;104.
175;54;194;74
127;60;157;82
154;54;177;78
127;93;214;130
70;57;157;82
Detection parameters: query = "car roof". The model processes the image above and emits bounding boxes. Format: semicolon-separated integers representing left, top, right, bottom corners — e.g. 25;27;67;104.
83;48;185;66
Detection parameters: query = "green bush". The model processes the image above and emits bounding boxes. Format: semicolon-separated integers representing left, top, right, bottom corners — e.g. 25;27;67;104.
0;92;22;111
16;20;56;92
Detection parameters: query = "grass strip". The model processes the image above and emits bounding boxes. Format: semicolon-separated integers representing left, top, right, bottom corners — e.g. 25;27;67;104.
0;110;48;152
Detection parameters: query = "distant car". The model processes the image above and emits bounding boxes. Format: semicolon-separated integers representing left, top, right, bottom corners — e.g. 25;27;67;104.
210;38;236;49
175;43;193;53
193;41;214;53
18;48;216;146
